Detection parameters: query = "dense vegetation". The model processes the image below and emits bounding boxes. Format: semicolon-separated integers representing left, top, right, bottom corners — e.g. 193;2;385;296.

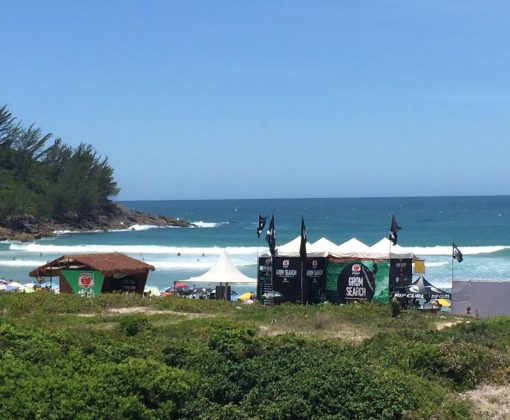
0;105;118;223
1;293;509;419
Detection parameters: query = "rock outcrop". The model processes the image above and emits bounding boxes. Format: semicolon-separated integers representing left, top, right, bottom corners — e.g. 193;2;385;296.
0;203;192;241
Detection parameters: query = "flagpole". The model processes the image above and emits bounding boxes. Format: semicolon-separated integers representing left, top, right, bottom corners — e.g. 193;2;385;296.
388;218;392;288
299;216;307;305
451;243;454;286
300;260;304;305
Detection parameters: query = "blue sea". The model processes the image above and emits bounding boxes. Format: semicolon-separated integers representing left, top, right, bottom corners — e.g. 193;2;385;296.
1;196;510;293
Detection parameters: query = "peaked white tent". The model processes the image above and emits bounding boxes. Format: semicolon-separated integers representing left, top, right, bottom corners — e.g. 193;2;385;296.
329;237;373;259
182;250;256;284
276;236;305;255
307;237;338;254
334;238;371;253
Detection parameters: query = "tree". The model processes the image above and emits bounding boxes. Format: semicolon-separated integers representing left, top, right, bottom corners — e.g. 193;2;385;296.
0;105;120;221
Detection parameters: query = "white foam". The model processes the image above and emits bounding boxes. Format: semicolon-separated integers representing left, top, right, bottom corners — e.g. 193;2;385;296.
129;224;163;231
191;221;229;228
8;243;263;256
0;256;255;271
0;259;43;267
403;245;509;256
149;261;217;270
54;229;102;235
53;224;181;235
148;259;255;270
422;261;449;268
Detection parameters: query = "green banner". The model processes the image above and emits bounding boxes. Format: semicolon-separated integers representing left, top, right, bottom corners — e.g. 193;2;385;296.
61;270;104;297
326;260;389;304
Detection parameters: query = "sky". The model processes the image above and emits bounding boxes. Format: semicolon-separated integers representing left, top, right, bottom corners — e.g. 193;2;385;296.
1;1;510;200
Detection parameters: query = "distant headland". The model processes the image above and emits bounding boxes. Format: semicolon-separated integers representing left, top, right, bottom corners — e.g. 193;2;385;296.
0;105;190;241
0;202;192;241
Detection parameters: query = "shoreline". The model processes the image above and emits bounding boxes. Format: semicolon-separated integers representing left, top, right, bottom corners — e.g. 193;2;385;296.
0;203;192;242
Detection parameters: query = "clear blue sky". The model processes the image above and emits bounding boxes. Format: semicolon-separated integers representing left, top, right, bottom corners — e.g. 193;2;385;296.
1;1;509;200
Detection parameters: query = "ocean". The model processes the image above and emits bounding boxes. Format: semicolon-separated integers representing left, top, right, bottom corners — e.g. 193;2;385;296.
1;196;510;293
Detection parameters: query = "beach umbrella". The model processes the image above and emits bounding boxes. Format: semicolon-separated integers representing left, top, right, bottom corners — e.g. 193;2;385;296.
174;282;190;289
144;286;161;297
435;298;451;308
262;290;282;306
238;292;253;302
263;290;282;299
22;283;35;293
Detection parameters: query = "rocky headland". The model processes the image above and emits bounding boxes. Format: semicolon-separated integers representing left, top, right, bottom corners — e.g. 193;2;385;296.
0;203;192;241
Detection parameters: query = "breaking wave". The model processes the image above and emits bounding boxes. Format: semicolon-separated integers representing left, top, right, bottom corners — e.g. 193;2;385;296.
9;243;262;256
191;221;229;228
421;261;449;268
53;224;180;235
149;260;254;270
0;259;43;268
404;245;509;256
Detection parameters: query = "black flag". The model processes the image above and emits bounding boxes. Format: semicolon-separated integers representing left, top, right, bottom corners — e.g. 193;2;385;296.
452;243;463;263
389;214;401;246
299;216;307;261
266;215;275;256
256;214;267;238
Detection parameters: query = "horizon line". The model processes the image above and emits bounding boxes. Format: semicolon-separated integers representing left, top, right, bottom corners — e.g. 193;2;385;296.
117;194;510;202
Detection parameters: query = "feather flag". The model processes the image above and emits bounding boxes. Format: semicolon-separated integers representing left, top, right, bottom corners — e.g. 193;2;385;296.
256;214;267;238
299;216;307;261
265;215;275;256
452;243;463;263
389;215;401;246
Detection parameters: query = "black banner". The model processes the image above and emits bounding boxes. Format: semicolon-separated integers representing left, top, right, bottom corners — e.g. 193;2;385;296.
337;262;375;303
272;256;302;303
389;258;412;290
256;256;272;302
304;257;326;303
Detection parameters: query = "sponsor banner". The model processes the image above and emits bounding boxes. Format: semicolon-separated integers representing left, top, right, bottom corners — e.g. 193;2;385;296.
304;257;327;303
61;270;104;297
258;257;272;277
326;259;389;304
389;258;412;290
272;256;302;303
257;257;272;301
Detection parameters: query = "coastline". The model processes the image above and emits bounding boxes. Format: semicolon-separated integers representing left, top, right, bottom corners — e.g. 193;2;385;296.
0;203;192;242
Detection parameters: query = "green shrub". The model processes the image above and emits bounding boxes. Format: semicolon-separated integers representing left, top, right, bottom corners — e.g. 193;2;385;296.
435;339;499;389
118;315;151;336
0;293;507;418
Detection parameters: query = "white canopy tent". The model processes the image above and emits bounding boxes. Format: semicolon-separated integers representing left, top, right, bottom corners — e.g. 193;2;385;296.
276;236;303;255
276;236;329;257
182;250;256;284
306;237;337;255
274;236;417;260
334;237;371;253
329;237;373;259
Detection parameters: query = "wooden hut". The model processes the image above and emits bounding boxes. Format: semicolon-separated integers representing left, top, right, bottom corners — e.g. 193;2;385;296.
30;253;155;296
